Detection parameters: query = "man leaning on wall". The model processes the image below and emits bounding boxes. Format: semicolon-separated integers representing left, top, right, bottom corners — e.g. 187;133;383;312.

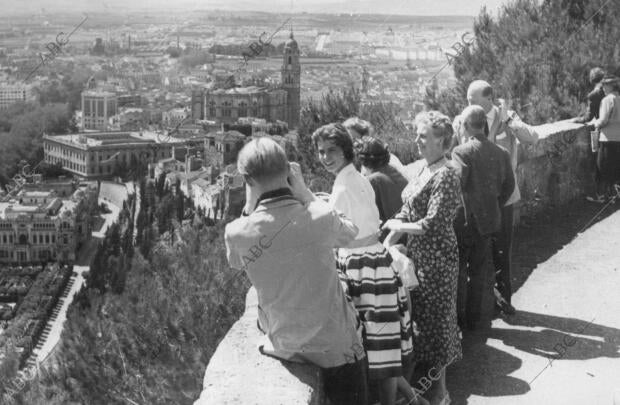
453;80;539;316
224;137;369;405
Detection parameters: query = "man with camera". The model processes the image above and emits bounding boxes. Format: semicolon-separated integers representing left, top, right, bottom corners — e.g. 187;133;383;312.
224;137;369;405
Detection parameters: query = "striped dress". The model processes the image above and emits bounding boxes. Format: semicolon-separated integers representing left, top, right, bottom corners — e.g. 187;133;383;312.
330;163;413;380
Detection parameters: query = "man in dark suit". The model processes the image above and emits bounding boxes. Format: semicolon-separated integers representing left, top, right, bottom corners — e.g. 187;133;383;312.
452;105;515;330
455;80;539;316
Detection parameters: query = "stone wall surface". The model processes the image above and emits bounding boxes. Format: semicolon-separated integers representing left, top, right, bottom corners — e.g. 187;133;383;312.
516;121;593;218
194;121;596;405
194;287;325;405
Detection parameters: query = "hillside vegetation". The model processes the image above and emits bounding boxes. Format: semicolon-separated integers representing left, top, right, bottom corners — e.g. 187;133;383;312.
426;0;620;123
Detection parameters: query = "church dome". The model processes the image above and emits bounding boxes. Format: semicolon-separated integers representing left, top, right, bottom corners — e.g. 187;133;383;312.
284;32;298;51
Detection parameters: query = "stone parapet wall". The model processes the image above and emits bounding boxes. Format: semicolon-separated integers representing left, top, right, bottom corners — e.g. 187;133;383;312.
516;121;594;218
194;121;595;405
194;287;325;405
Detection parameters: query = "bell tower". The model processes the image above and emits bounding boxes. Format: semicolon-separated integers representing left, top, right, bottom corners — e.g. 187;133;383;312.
281;30;301;129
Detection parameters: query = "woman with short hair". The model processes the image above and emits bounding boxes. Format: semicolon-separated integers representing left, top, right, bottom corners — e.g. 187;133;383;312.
356;136;409;230
383;111;462;405
573;67;606;124
312;123;424;405
343;117;406;175
343;116;374;139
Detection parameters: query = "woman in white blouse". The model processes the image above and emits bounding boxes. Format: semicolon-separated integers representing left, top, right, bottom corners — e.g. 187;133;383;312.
311;123;425;405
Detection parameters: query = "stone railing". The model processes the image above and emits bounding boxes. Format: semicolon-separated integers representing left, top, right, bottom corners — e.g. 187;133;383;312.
515;120;593;219
194;287;325;405
194;121;595;405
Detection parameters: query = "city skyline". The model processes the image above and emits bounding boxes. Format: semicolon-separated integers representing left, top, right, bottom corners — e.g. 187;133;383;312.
4;0;522;17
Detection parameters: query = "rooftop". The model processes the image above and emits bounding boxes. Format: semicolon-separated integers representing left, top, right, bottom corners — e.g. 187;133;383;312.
192;178;211;189
208;130;247;142
209;86;270;95
20;191;53;198
0;197;75;220
82;90;116;98
44;131;187;149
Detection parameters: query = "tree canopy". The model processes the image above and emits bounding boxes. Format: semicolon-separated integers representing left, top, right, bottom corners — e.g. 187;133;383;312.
0;102;75;188
426;0;620;123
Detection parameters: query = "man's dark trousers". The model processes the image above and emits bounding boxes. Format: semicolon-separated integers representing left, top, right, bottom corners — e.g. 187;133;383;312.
493;204;514;304
455;209;495;330
323;357;369;405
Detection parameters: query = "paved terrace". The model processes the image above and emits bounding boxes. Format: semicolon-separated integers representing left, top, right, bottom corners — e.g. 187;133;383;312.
447;199;620;404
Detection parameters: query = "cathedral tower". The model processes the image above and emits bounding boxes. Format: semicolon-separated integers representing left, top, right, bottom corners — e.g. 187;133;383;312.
281;31;301;129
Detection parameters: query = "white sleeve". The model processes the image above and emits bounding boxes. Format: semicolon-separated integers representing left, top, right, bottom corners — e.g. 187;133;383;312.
596;96;613;128
389;153;404;170
507;111;539;144
329;184;353;218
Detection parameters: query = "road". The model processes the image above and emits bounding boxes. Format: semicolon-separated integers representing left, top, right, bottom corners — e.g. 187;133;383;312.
28;195;123;371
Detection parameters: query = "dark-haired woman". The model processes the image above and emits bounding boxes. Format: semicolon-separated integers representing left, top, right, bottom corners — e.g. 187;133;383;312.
356;136;409;227
312;123;425;405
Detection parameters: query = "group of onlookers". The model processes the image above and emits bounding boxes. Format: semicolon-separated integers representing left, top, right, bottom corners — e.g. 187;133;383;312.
224;73;620;405
571;68;620;203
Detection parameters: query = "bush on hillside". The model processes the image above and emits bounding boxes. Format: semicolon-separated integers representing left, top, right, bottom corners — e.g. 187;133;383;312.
426;0;620;123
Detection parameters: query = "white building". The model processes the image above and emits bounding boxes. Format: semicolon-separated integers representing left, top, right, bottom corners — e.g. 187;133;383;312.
0;84;31;110
81;90;118;131
0;186;92;264
163;107;190;127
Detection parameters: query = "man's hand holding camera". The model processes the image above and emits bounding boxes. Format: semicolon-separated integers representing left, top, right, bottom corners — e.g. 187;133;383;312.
288;162;316;204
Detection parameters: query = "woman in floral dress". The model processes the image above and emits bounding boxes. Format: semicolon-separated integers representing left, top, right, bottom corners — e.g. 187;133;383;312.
383;111;462;405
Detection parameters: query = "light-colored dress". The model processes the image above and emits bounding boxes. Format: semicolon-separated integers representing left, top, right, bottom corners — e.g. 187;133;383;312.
330;163;413;380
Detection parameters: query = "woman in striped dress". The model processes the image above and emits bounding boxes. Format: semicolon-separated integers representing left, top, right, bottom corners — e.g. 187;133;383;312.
312;123;422;405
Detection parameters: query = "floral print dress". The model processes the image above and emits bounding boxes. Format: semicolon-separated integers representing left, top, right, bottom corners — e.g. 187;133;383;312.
396;160;462;367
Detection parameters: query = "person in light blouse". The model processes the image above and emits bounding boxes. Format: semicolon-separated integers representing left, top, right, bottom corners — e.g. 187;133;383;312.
312;123;426;405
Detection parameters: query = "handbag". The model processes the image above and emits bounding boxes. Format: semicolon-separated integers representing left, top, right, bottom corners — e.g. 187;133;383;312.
387;245;419;290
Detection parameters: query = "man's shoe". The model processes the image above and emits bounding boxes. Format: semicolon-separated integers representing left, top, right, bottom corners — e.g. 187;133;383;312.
494;288;516;315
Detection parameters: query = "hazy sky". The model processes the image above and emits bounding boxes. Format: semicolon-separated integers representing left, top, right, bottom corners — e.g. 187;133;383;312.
4;0;517;16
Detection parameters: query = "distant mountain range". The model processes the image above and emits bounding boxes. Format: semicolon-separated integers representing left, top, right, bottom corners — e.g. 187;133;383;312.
4;0;507;17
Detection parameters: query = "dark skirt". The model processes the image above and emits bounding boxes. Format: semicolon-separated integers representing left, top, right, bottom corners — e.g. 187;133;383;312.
596;141;620;184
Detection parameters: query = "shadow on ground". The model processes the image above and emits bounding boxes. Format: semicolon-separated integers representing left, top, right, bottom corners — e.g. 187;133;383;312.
512;198;619;294
445;199;620;405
